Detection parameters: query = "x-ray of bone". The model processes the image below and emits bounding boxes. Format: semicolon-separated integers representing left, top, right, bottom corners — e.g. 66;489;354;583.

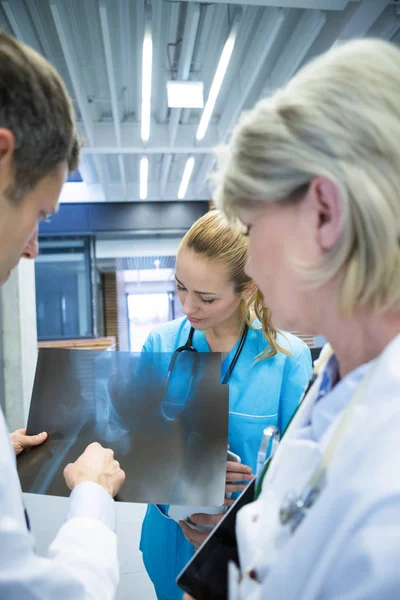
17;348;229;505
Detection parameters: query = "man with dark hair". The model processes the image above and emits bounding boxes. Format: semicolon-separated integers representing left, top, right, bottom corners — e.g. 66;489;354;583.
0;32;126;598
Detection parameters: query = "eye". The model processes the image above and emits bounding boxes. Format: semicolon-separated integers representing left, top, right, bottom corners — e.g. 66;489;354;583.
176;283;186;292
199;297;215;305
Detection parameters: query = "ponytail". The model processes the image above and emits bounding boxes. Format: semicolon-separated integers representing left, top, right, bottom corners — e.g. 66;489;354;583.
244;289;290;361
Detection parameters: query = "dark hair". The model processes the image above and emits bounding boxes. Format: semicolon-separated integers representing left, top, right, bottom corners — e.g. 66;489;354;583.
0;31;80;201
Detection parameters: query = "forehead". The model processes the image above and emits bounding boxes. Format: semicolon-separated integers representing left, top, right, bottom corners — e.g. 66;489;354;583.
176;248;231;292
22;161;68;209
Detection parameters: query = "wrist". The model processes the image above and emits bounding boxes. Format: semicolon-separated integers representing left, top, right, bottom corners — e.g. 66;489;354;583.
72;478;113;498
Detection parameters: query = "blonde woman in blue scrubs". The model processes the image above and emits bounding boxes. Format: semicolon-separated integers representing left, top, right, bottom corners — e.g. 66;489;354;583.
140;210;312;600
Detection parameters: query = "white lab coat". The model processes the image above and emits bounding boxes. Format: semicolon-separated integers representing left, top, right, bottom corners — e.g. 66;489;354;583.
0;408;119;599
233;335;400;600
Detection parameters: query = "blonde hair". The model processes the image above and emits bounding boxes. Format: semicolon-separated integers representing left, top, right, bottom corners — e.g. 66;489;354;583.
179;209;289;359
213;39;400;316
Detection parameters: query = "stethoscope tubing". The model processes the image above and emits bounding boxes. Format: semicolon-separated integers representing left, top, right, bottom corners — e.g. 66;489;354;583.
169;323;249;384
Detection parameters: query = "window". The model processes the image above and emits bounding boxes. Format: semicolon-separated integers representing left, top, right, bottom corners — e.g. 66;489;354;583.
35;238;93;340
127;293;170;352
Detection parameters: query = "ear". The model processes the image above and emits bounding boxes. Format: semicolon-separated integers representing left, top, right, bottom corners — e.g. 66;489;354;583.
0;129;15;192
309;176;342;252
241;281;257;300
0;129;15;164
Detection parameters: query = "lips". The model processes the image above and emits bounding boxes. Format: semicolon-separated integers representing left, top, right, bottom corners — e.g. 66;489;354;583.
188;317;202;324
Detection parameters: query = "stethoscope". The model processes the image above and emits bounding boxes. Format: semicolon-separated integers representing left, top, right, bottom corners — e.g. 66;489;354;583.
161;324;249;421
169;323;249;384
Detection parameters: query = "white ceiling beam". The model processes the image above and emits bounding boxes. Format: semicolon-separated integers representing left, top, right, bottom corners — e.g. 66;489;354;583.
82;121;220;151
300;2;357;65
25;0;55;58
119;0;134;119
199;4;229;102
262;9;327;96
157;2;180;196
203;6;253;126
168;3;201;147
375;7;400;39
181;3;218;125
198;9;326;194
195;155;215;197
184;0;349;9
135;0;145;126
99;0;127;199
219;7;287;137
158;2;180;124
150;0;163;129
82;146;214;155
1;0;39;49
195;7;277;195
339;0;390;39
50;0;107;200
161;3;201;197
160;155;174;198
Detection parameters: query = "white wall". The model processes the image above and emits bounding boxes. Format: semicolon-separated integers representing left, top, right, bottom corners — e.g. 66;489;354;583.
0;259;38;430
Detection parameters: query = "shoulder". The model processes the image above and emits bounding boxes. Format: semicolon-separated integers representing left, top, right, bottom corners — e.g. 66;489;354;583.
250;320;311;361
142;317;190;352
276;330;311;360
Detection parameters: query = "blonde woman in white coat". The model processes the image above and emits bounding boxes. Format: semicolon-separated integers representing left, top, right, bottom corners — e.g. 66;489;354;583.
185;38;400;600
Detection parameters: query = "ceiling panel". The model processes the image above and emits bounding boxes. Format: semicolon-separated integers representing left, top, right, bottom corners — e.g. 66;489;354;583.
3;0;398;202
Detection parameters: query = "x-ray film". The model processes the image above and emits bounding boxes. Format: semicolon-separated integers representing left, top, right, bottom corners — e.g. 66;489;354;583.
17;348;229;505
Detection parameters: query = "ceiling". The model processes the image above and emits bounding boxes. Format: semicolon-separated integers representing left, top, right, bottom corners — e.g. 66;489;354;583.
1;0;399;203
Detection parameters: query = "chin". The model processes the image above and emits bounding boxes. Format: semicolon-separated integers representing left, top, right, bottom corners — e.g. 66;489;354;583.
190;321;207;330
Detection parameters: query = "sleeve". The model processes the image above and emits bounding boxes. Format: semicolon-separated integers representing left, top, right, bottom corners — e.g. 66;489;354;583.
278;343;312;433
141;331;156;353
0;510;118;600
0;414;118;600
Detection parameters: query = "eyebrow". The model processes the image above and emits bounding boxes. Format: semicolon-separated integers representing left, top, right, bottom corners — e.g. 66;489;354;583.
175;276;219;296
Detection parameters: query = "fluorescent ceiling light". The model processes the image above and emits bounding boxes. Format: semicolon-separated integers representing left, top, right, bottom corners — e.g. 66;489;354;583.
141;31;152;142
196;28;238;141
140;157;148;200
167;81;204;108
178;157;195;199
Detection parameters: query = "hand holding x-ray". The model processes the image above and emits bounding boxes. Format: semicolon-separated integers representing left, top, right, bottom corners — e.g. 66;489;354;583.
18;348;229;505
63;441;125;498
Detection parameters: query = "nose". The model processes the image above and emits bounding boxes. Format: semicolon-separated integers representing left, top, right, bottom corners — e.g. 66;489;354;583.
182;294;200;316
21;228;39;260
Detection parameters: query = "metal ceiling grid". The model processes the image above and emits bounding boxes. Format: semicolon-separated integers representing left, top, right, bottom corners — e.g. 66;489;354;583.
0;0;398;203
97;255;176;272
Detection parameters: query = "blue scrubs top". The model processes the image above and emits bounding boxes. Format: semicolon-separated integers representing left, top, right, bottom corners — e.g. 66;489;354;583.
139;316;312;600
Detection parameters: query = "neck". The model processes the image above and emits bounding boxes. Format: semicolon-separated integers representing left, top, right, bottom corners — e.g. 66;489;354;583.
318;308;400;377
204;308;243;352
